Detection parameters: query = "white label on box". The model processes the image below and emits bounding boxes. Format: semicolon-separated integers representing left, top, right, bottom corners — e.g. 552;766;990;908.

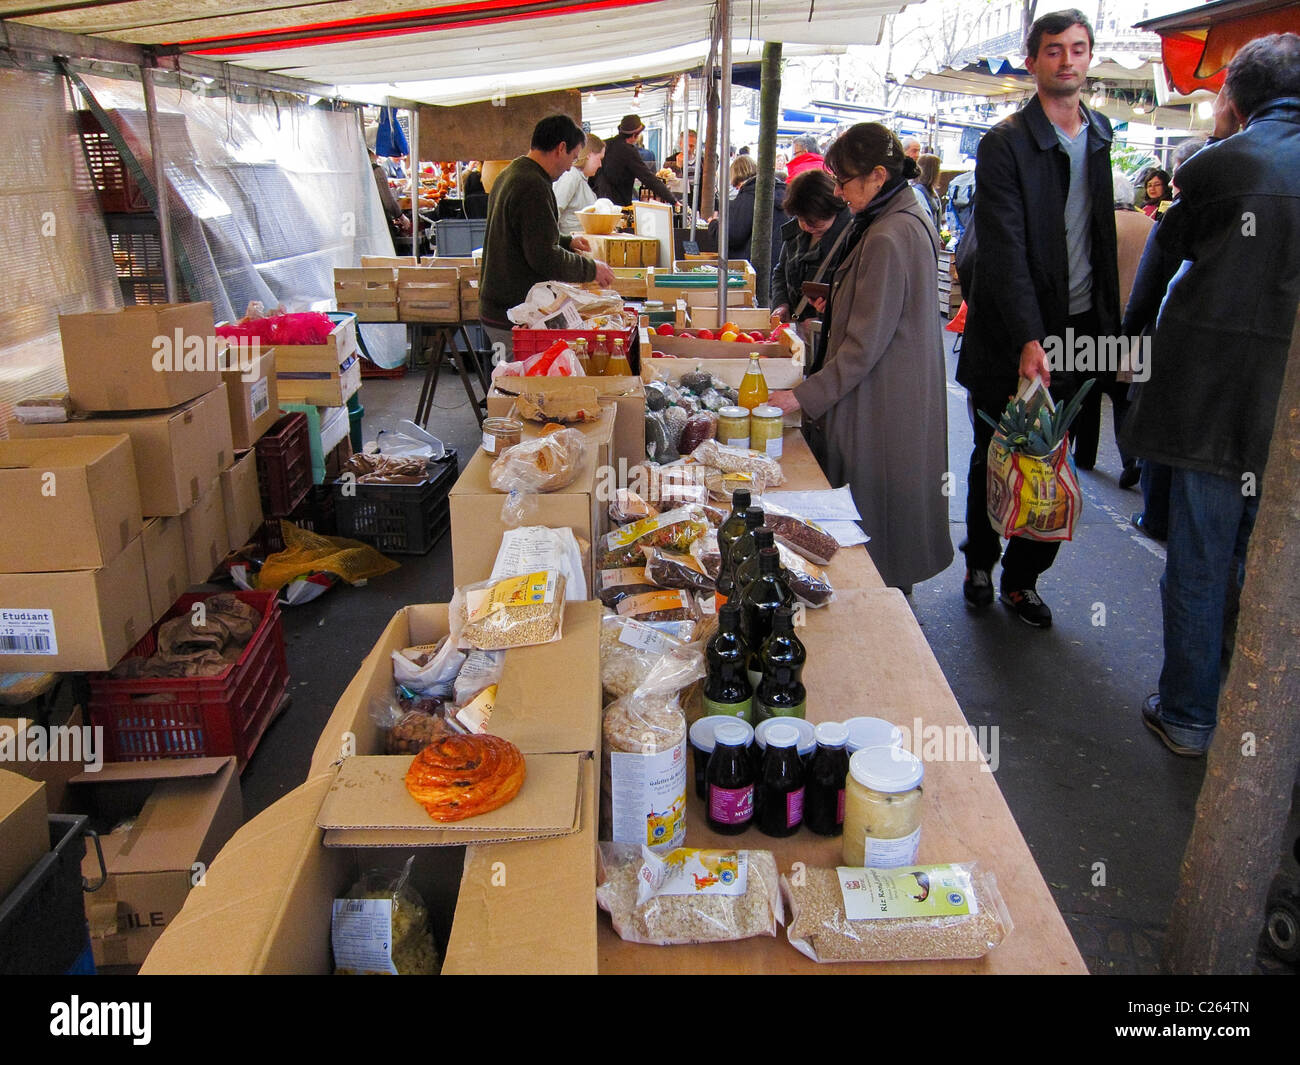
636;847;748;905
330;898;398;974
0;609;57;655
610;739;687;852
249;377;270;420
617;617;675;654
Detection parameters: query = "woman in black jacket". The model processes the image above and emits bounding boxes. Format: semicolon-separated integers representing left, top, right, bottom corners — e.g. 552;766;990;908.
705;156;788;265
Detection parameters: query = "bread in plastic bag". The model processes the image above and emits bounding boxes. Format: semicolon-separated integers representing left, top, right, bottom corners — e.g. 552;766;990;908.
689;438;785;486
599;613;690;700
597;844;783;945
451;570;566;650
597;505;710;568
781;863;1012;963
489;428;586;494
332;856;440;974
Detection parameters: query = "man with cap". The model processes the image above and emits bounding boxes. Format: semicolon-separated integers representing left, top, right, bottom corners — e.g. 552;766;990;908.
595;114;680;207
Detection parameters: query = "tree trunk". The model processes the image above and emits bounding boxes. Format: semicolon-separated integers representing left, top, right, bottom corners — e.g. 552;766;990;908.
1020;1;1039;51
701;74;720;226
751;42;782;307
1163;308;1300;973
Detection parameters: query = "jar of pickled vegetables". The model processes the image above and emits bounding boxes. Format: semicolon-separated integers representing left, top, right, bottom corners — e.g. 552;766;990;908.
749;404;784;458
716;406;750;449
842;746;924;868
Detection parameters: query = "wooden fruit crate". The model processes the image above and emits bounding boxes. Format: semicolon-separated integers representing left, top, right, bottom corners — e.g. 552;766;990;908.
459;266;480;321
334;268;398;322
397;266;460;322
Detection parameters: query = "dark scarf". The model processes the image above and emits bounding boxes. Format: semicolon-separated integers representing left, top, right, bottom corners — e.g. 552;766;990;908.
810;173;911;374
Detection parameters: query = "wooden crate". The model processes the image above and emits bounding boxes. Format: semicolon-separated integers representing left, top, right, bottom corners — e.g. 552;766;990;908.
681;305;774;331
587;234;661;268
604;267;650;299
397;266;460;322
359;255;419;268
459;266;480;321
334;267;398;322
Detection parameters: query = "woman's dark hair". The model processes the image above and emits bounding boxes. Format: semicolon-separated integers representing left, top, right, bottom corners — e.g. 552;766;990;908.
532;114;585;153
916;154;940;191
1026;8;1094;60
1142;167;1172;203
784;169;845;222
825;123;920;185
1224;32;1300;120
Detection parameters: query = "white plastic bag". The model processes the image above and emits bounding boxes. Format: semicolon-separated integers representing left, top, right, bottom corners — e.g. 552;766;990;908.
373;420;447;461
490;526;588;601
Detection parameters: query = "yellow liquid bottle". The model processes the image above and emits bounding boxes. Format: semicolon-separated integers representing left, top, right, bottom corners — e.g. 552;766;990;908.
573;338;591;375
737;354;769;410
591;333;610;376
606;337;632;377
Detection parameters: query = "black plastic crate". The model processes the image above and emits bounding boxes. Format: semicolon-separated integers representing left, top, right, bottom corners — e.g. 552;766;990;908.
258;484;338;554
0;815;92;975
333;449;458;555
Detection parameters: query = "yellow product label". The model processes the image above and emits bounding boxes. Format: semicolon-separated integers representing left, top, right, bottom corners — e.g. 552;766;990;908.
616;589;689;617
609;513;664;548
454;684;497;734
836;864;977;921
600;567;649;590
469;570;556;622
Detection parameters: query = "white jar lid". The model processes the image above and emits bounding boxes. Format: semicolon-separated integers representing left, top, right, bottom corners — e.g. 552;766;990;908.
765;723;799;749
750;404;782;419
690;715;753;752
843;716;904;753
849;745;924;792
718;406;750;419
814;721;849;747
754;716;817;755
713;721;751;748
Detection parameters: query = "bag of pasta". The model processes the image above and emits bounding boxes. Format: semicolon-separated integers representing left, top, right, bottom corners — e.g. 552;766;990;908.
597;505;710;568
597;844;783;945
332;856;440;974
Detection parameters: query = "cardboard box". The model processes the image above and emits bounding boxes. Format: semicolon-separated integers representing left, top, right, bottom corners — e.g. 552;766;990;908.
59;303;221;412
0;537;153;672
9;384;236;517
487;375;645;470
449;444;604;591
72;757;241;968
220;451;262;549
0;436;142;572
276;353;362;408
0;707;89;815
222;348;279;450
180;477;231;586
0;768;48;902
310;601;602;775
140;516;190;621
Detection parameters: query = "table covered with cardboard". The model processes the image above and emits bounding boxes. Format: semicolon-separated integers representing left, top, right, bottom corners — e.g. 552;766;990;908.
141;422;1082;975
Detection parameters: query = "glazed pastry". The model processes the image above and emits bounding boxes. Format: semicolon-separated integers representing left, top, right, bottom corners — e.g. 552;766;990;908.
404;733;526;822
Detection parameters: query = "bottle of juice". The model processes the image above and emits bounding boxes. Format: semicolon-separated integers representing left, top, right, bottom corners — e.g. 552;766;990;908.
572;338;591;375
706;722;755;834
590;333;610;376
606;337;632;376
737;354;769;411
756;723;805;837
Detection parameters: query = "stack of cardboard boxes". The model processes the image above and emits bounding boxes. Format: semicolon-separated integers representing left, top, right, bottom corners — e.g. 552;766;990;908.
1;302;269;671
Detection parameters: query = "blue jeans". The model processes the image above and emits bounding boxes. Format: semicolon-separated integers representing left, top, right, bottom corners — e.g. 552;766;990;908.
1156;467;1259;750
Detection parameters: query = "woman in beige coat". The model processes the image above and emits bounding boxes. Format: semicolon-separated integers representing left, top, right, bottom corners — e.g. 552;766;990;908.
770;124;952;591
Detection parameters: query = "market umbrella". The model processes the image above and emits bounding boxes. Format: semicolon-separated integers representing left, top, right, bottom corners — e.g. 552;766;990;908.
1138;0;1300;96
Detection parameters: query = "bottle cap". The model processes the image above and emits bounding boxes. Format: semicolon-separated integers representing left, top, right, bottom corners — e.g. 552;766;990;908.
713;721;751;748
814;721;849;747
718;406;749;419
753;528;775;547
765;723;799;749
843;716;904;753
751;404;782;419
733;488;751;508
745;507;765;528
718;600;741;622
690;715;753;753
849;746;924;792
754;717;817;755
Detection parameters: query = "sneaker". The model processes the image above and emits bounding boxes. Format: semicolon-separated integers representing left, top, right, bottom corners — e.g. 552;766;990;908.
963;568;994;609
1141;694;1207;757
1000;588;1052;627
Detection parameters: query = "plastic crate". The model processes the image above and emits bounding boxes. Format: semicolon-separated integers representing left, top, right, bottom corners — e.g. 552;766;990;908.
255;411;312;517
87;591;289;770
333;449;458;555
433;218;486;258
259;485;338;554
77;111;150;213
359;356;407;379
511;323;637;362
0;815;90;976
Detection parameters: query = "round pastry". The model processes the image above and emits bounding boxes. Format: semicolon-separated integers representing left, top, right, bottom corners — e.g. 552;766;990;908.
404;733;526;822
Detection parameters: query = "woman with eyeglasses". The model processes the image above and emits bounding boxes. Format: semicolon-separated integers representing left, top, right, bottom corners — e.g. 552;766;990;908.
1140;167;1172;218
767;123;953;593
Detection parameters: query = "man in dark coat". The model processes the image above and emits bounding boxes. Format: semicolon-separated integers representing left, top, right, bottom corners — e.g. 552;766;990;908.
594;114;679;207
1122;33;1300;756
957;8;1119;629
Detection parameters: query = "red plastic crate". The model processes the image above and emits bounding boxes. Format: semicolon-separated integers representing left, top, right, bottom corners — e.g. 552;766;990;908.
510;324;637;362
359;356;407;380
87;591;288;771
255;411;312;517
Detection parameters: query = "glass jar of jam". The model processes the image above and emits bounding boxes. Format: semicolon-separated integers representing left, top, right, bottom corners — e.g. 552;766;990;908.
842;746;924;868
749;404;784;458
481;417;522;455
716;406;751;450
706;721;755;834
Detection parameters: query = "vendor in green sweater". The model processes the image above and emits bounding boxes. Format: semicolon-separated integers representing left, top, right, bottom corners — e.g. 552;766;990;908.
480;113;615;360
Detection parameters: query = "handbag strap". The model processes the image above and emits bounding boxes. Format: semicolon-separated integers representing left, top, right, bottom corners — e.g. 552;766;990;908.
791;221;855;318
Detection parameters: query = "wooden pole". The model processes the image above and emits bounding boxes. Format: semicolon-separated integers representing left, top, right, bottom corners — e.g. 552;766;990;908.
1162;308;1300;973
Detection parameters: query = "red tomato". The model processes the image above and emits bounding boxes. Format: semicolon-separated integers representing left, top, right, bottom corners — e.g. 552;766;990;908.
656;323;675;335
697;328;714;340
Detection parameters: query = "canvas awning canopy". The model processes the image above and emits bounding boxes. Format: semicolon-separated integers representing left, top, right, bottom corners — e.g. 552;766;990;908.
1;0;917;106
1137;0;1300;96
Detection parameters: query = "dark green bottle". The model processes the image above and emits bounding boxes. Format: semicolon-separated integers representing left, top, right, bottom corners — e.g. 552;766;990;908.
734;527;782;601
702;602;753;722
741;548;793;686
756;605;807;722
719;507;765;602
716;489;752;578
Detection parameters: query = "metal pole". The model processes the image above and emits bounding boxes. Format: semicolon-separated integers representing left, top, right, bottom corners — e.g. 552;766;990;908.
691;67;705;230
409;106;421;257
716;0;732;331
140;65;178;302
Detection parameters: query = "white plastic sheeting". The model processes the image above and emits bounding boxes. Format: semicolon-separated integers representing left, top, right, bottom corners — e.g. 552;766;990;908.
81;74;406;363
0;69;120;437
